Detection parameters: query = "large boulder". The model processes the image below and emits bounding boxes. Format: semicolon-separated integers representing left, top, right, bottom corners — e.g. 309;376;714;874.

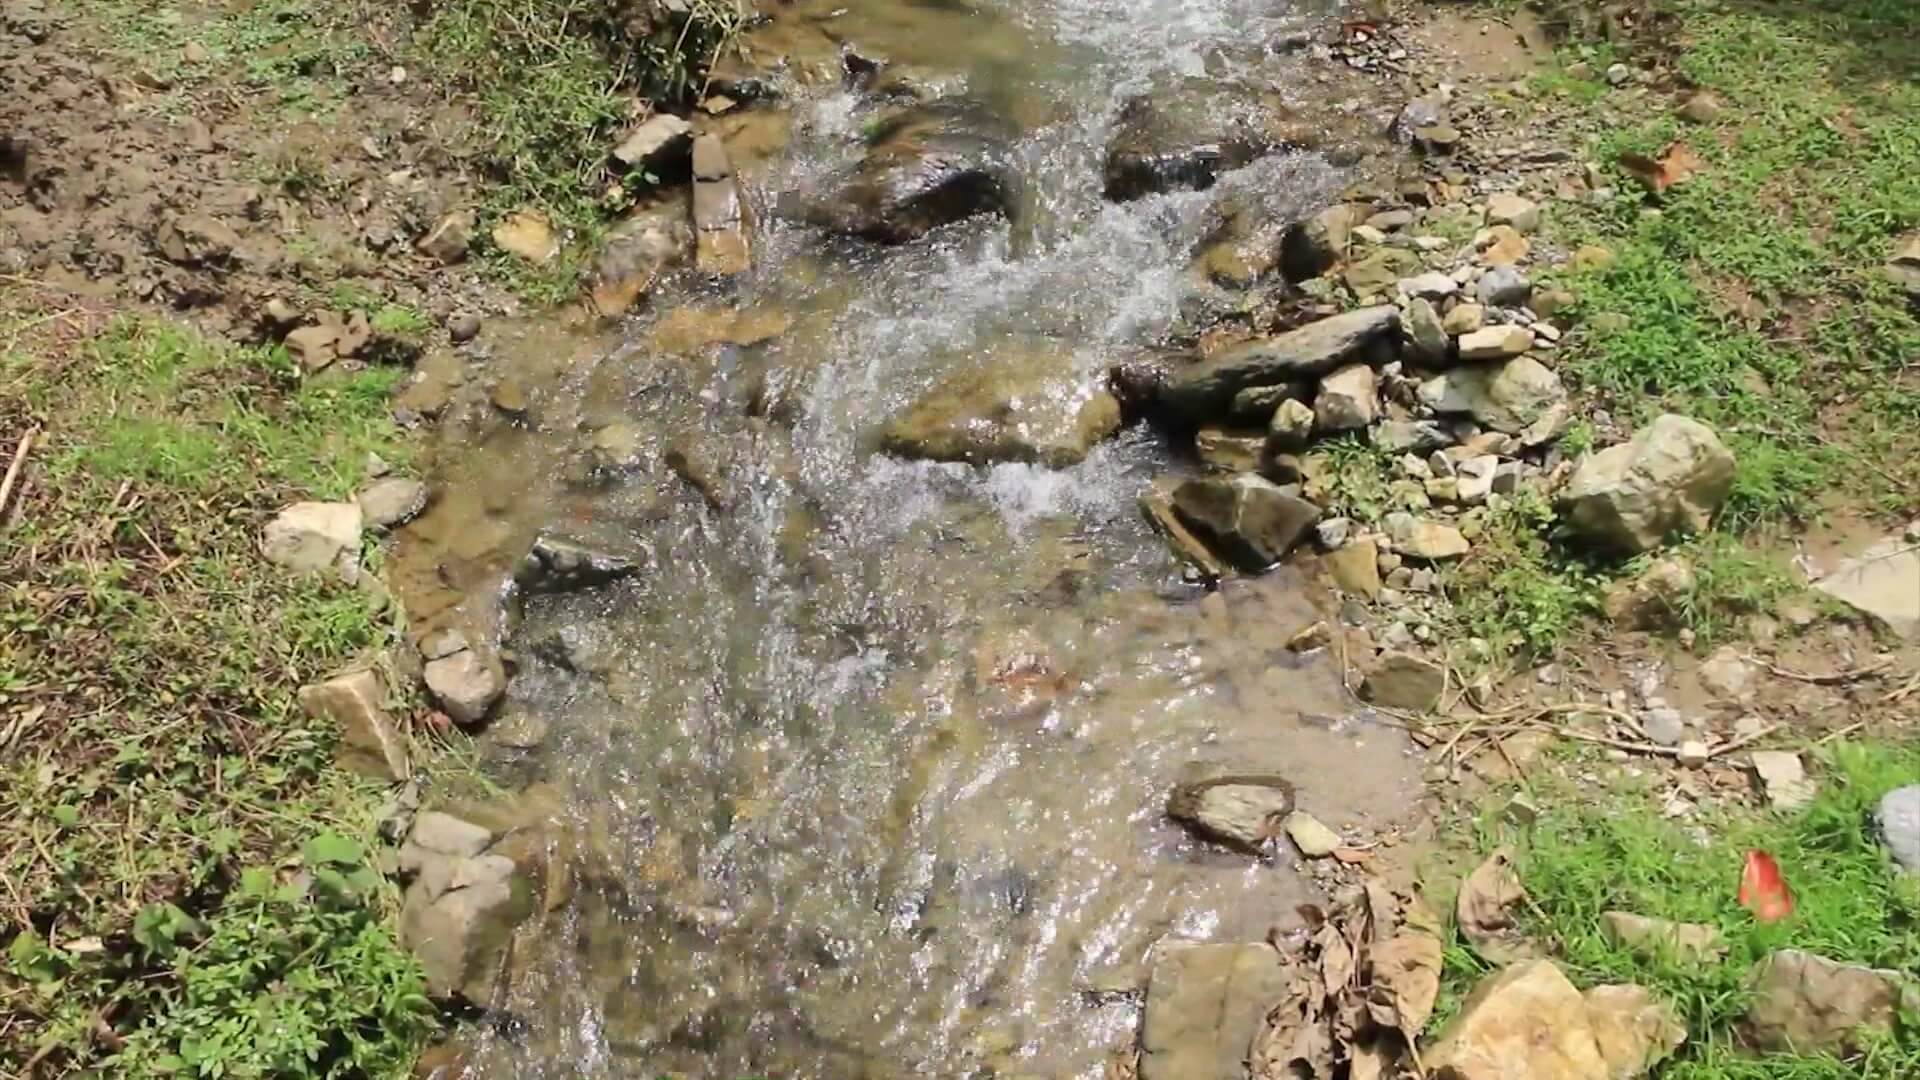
1745;949;1908;1053
1170;473;1321;571
1103;84;1299;202
1560;415;1735;555
805;99;1014;243
1139;942;1292;1080
1418;356;1565;434
879;346;1122;468
1159;306;1401;423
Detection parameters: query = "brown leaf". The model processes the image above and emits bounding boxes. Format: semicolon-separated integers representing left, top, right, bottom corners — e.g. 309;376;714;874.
1367;932;1443;1040
1619;141;1706;193
1457;847;1535;963
1332;846;1374;864
1251;979;1337;1080
1347;1034;1402;1080
1317;923;1355;997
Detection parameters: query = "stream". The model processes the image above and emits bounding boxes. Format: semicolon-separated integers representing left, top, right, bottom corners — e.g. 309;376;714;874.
395;0;1424;1074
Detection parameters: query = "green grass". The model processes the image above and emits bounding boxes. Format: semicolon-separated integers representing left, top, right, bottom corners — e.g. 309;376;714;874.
1435;742;1920;1077
0;315;428;1074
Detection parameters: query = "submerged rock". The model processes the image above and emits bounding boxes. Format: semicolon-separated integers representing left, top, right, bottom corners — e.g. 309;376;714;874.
1140;942;1291;1080
1167;773;1296;850
1159;306;1401;423
514;534;643;595
879;347;1122;468
805;99;1014;243
692;134;750;274
1170;472;1320;572
1560;414;1735;555
1103;85;1298;202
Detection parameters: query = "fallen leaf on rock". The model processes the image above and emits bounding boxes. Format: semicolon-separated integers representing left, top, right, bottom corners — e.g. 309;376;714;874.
1738;849;1794;922
1619;141;1706;193
1458;846;1534;963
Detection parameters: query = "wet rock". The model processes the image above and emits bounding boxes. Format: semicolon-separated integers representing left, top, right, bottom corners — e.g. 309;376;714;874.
1267;398;1317;452
1228;381;1309;425
400;848;529;1004
1485;194;1542;233
1326;539;1382;601
1475;265;1533;307
262;501;362;580
1159;306;1401;423
1283;811;1341;858
514;534;642;595
356;477;429;531
1167;774;1296;850
1362;650;1445;711
1598;911;1726;963
1813;532;1920;639
1426;961;1610;1080
1876;786;1920;872
1281;204;1366;281
1602;557;1695;629
1750;750;1816;812
1384;513;1470;561
1141;479;1227;579
1745;950;1908;1053
1420;357;1566;434
1139;942;1290;1080
447;313;482;343
1374;419;1452;454
692;133;750;273
1103;87;1291;202
492;209;559;263
1456;325;1534;361
1194;426;1268;473
879;348;1122;468
1314;363;1378;433
1404;298;1449;363
300;668;409;782
422;643;504;727
417;210;474;265
1170;473;1321;572
1343;247;1424;297
1584;983;1687;1079
1560;415;1736;555
806;99;1013;243
591;195;693;316
612;113;693;172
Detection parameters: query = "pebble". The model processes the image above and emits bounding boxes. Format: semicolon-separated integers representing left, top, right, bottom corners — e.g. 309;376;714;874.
1643;707;1685;746
1284;812;1343;858
1606;62;1632;85
448;312;482;343
1676;740;1710;769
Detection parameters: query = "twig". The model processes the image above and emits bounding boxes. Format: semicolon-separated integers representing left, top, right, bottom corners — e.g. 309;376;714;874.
1709;723;1779;759
1880;672;1920;705
1753;654;1892;685
0;426;37;524
1814;720;1868;747
1553;726;1678;757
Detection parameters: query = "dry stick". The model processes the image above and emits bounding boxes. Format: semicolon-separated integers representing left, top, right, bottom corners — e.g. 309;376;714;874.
1754;654;1893;685
1815;720;1869;747
0;426;37;524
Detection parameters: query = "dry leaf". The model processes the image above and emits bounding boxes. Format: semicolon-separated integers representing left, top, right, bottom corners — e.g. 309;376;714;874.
1619;141;1706;193
1367;932;1443;1041
1250;979;1337;1080
1347;1034;1402;1080
1332;846;1374;865
1457;847;1534;963
1318;923;1356;996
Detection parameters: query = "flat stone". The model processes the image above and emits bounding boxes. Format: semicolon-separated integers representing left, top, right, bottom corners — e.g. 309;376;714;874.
1400;272;1460;300
409;811;494;858
1476;265;1533;306
355;478;429;531
1485;193;1542;233
514;534;642;595
1404;298;1449;363
400;854;528;1003
1159;306;1402;422
1476;225;1531;267
1363;650;1446;710
300;668;409;782
1421;357;1565;434
1457;325;1535;361
1385;513;1471;560
612;113;693;170
262;501;362;579
1344;248;1425;296
1813;535;1920;639
1426;961;1610;1080
1746;950;1906;1053
1141;479;1228;579
1443;302;1486;335
1171;472;1321;572
1560;414;1736;555
1168;774;1296;850
1750;750;1817;812
1374;419;1452;454
1598;911;1726;963
1140;943;1291;1080
1194;427;1268;473
1283;811;1342;857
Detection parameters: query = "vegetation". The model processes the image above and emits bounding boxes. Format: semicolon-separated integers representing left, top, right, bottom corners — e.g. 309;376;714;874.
0;309;428;1074
1435;742;1920;1078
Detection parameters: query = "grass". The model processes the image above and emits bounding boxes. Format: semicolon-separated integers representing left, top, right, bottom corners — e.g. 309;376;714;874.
1433;741;1920;1077
0;309;429;1074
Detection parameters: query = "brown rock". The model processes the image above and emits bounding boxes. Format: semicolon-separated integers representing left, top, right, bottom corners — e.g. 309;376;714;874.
1362;651;1445;710
299;668;410;781
1598;911;1725;963
1583;984;1687;1079
1326;540;1382;601
1745;949;1907;1053
1425;961;1609;1080
418;211;475;265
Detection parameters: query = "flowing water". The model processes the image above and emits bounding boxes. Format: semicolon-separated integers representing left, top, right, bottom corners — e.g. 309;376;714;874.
396;0;1424;1074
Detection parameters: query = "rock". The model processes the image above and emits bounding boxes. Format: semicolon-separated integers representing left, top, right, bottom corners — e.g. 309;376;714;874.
879;348;1122;468
1315;517;1352;549
1283;811;1342;858
300;668;409;782
1746;950;1907;1053
1519;402;1572;447
1598;911;1726;963
1750;751;1817;812
1314;364;1378;433
1426;961;1610;1080
612;113;693;171
590;196;694;316
1326;539;1383;601
418;211;474;264
1476;225;1531;267
1374;419;1452;454
514;534;642;595
1229;381;1309;424
1287;621;1331;652
152;213;241;266
1696;645;1753;701
1641;707;1685;747
1362;650;1445;710
1876;786;1920;872
1887;234;1920;298
1456;325;1535;361
1141;479;1228;579
447;313;482;343
356;478;428;531
1677;92;1724;124
1485;194;1542;233
1404;298;1449;363
1168;774;1296;850
262;501;362;579
1476;265;1533;307
1159;306;1401;422
1385;513;1470;561
491;209;559;263
1607;62;1632;85
1560;415;1736;555
1103;87;1291;202
1281;204;1366;281
692;134;751;273
423;649;504;727
806;99;1012;243
1602;557;1696;628
1170;473;1321;572
1583;984;1687;1079
1139;942;1291;1080
1367;209;1416;232
1389;91;1450;143
1268;398;1317;452
1194;427;1268;473
1454;455;1498;505
400;851;529;1003
1676;740;1709;768
1421;357;1564;434
1343;248;1425;296
1813;533;1920;639
1399;272;1460;301
1412;123;1461;155
1443;302;1486;335
408;811;493;860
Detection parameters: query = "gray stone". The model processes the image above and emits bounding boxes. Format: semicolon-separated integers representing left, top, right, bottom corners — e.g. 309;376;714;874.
1746;950;1908;1053
1454;455;1498;505
1141;480;1228;579
1876;786;1920;872
515;534;642;595
1813;535;1920;639
262;501;362;580
880;347;1122;468
1750;750;1816;812
1367;209;1416;232
1400;272;1460;301
1603;557;1696;629
1228;381;1309;424
1363;650;1446;710
355;478;428;531
1390;91;1449;142
1420;357;1565;434
1560;415;1736;555
400;852;528;1004
1268;398;1317;452
1477;265;1533;307
1697;645;1754;701
1284;811;1342;857
1405;298;1449;363
1641;707;1685;747
1485;194;1542;233
1167;774;1295;850
447;313;482;343
1315;516;1352;549
423;649;504;726
1313;363;1378;433
1104;87;1290;202
1170;473;1321;572
1140;942;1291;1080
691;134;749;274
1159;306;1401;422
418;212;475;264
300;668;409;782
1457;325;1535;361
590;195;694;316
408;812;493;859
1374;419;1453;454
612;113;693;170
1677;93;1724;124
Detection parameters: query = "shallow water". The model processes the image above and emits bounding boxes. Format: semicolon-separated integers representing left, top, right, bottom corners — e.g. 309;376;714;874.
397;0;1424;1074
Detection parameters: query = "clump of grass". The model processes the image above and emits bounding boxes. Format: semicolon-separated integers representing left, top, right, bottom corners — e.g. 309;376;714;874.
1446;491;1603;659
1436;742;1920;1078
